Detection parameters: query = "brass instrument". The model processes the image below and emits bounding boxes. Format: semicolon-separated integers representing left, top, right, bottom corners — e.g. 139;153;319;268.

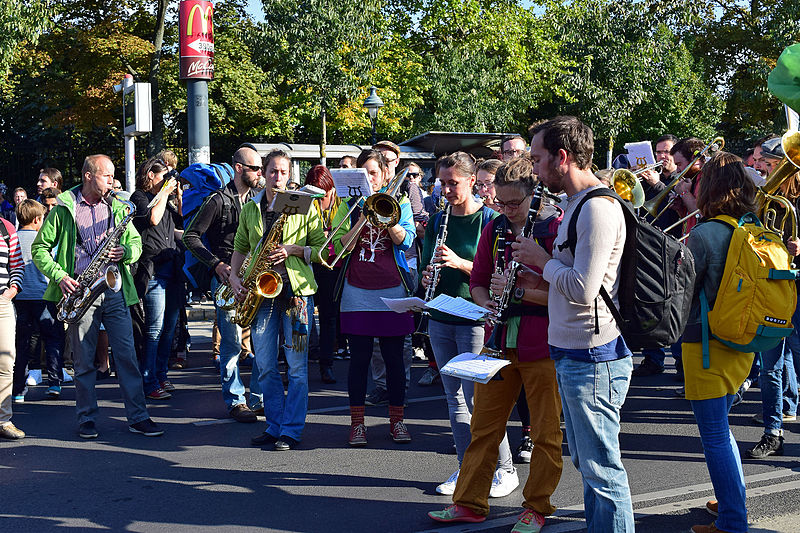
643;136;725;220
756;129;800;240
214;252;251;310
318;168;409;269
631;162;664;176
611;168;645;208
232;212;287;327
57;192;136;324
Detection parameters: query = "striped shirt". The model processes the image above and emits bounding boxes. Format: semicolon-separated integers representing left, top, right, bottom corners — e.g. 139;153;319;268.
74;192;114;276
0;217;23;291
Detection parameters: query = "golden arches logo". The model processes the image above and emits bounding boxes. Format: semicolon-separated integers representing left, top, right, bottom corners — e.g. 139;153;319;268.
186;4;213;36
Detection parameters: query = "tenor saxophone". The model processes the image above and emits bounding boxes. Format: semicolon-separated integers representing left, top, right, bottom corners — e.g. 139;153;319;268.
232;213;286;327
56;193;136;324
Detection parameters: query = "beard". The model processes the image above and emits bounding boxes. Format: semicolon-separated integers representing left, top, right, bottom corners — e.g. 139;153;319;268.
243;173;262;189
541;159;566;194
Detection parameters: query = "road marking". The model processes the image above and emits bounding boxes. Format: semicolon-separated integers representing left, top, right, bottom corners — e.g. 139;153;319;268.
192;395;447;426
414;468;800;532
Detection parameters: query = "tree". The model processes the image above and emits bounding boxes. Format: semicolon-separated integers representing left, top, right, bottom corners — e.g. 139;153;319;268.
249;0;384;160
0;1;54;73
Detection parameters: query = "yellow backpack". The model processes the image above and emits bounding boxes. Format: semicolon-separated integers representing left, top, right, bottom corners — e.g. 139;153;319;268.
701;213;797;368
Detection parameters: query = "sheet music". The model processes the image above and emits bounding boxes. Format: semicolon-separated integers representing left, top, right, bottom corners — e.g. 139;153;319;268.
380;296;428;313
270;189;317;216
426;294;490;321
330;168;372;199
623;141;656;169
440;352;511;384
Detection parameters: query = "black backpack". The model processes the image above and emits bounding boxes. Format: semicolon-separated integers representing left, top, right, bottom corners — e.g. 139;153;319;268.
563;188;695;351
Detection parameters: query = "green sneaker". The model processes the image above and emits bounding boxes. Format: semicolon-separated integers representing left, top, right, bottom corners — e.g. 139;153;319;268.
427;504;486;523
511;509;545;533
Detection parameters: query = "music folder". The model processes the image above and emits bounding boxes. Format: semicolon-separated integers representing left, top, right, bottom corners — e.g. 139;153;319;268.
440;353;511;384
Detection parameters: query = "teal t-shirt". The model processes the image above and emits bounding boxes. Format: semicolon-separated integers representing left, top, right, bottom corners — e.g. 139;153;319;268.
420;208;497;324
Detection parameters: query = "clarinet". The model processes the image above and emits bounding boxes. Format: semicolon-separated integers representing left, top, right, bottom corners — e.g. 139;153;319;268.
414;204;451;340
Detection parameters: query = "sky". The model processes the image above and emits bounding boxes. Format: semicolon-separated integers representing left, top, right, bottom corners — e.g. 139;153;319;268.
246;0;265;23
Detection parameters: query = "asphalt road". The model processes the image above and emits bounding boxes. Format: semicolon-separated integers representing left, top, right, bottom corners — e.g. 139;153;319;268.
2;308;800;532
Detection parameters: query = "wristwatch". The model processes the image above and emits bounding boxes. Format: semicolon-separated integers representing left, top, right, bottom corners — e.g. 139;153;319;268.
514;287;525;301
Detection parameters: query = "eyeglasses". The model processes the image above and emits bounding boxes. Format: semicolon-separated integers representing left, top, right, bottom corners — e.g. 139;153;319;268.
406;172;420;179
494;197;527;209
502;149;525;157
475;182;493;189
235;161;261;172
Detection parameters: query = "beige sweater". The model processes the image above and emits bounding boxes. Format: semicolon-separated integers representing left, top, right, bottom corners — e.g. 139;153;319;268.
542;185;626;350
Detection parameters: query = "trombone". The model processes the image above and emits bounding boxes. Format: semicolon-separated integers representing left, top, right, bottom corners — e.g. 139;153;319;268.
318;168;409;269
642;137;725;221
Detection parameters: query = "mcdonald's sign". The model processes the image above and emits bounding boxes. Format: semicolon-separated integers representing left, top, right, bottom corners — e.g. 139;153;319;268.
179;0;214;80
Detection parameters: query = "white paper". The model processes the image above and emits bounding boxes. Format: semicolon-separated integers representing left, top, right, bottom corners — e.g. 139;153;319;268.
427;294;490;321
270;189;316;216
440;352;511;384
380;296;428;313
623;141;656;169
330;168;372;199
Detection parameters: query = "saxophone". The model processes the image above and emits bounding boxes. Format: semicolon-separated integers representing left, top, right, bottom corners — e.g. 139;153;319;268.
57;193;136;324
214;252;251;310
232;212;286;327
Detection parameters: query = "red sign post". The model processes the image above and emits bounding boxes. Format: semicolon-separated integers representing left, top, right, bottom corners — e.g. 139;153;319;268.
179;0;214;80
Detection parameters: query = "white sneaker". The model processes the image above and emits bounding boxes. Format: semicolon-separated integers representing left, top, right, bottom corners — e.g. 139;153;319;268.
489;467;519;498
436;469;459;495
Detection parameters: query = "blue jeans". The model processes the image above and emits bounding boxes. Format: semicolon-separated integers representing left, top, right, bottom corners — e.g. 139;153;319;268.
251;295;310;441
785;303;800;399
140;277;181;394
759;339;799;435
642;341;683;370
690;395;748;533
428;319;513;469
552;354;634;533
13;300;64;392
211;278;262;410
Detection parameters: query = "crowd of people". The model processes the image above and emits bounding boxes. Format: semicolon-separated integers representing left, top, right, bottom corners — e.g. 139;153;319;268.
0;116;797;533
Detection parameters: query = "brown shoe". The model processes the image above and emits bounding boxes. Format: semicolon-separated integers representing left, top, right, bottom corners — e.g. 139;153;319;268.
230;404;257;423
0;422;25;440
691;522;731;533
705;500;718;517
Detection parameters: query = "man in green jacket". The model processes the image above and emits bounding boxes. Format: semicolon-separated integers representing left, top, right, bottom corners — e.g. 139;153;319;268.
230;149;325;451
32;154;164;439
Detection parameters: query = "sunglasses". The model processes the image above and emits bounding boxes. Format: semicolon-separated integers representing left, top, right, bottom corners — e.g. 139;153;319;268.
235;161;262;172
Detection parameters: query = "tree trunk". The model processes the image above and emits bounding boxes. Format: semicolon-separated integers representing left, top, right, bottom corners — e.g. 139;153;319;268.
148;0;168;156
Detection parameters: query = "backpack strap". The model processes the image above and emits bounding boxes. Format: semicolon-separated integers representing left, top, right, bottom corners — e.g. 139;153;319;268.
560;188;631;333
700;287;711;369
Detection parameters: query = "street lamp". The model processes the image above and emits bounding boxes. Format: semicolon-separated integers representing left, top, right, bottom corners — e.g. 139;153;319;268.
363;86;384;145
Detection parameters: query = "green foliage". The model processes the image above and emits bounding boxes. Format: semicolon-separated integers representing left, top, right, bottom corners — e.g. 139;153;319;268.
1;0;796;187
0;1;55;74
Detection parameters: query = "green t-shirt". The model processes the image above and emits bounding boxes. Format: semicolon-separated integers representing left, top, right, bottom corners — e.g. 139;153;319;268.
420;208;497;324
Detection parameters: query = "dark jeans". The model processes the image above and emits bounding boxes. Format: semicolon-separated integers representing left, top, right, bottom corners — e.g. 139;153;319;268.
347;334;405;407
312;264;340;371
13;300;64;393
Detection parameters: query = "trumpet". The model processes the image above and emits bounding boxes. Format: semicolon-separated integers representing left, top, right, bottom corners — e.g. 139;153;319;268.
630;161;664;176
318;168;409;269
643;136;725;220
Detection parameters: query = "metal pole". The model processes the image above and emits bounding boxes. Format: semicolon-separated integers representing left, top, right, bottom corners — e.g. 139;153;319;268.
187;80;211;165
371;118;377;145
122;75;136;192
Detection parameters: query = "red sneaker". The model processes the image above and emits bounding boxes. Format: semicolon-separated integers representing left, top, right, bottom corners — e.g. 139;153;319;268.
349;423;367;447
391;420;411;443
146;388;172;400
428;504;486;523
